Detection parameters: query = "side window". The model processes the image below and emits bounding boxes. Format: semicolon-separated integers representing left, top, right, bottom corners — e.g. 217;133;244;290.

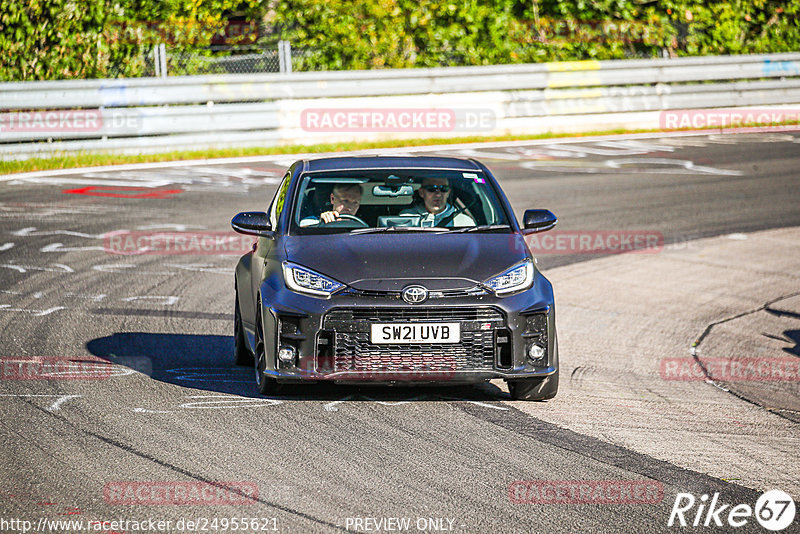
268;172;291;229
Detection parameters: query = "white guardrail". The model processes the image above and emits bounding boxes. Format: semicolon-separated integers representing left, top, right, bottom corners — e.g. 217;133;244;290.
1;53;799;159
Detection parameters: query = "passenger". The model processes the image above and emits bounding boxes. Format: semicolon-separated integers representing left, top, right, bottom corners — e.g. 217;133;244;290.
300;183;363;226
400;177;474;227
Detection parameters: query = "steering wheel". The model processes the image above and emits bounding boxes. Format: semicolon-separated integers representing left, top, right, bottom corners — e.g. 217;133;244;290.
320;214;370;228
435;199;479;227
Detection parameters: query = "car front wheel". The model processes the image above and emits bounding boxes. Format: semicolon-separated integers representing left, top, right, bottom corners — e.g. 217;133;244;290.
234;289;254;366
254;306;281;395
507;370;559;401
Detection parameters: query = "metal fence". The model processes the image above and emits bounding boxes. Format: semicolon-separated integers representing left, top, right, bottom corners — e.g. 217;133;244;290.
145;42;291;77
94;41;665;79
167;49;281;75
1;52;799;159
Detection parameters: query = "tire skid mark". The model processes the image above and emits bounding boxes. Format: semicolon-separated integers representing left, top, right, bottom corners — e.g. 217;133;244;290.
456;401;762;501
20;400;357;533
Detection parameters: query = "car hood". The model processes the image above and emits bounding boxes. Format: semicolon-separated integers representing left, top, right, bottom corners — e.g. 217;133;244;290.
283;233;530;291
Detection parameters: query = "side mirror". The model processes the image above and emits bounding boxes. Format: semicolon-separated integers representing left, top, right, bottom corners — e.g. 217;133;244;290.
231;212;273;237
522;209;557;234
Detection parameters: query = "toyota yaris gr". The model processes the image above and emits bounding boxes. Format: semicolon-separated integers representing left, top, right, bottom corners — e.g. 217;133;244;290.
231;156;559;400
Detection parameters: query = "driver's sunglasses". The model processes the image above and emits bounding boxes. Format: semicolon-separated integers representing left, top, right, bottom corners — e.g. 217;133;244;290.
422;185;449;193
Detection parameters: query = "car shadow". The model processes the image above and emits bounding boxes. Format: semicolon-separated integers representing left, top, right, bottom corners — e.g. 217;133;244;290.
86;332;510;402
781;329;800;357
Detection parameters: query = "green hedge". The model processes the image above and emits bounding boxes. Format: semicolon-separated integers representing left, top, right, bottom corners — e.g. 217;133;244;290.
271;0;800;69
0;0;258;81
2;0;798;80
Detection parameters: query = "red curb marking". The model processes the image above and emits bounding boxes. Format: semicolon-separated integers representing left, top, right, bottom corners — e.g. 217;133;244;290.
62;186;182;199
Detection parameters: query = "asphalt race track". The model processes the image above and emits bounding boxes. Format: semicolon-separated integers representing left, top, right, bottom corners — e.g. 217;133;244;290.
1;132;799;533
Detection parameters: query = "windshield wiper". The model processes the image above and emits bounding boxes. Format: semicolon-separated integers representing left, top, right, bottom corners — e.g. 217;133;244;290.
350;226;449;234
447;224;511;233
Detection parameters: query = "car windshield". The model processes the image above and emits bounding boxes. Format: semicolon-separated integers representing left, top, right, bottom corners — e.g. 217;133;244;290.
290;169;511;234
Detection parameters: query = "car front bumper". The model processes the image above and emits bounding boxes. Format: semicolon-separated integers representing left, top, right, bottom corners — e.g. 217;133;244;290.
249;269;558;385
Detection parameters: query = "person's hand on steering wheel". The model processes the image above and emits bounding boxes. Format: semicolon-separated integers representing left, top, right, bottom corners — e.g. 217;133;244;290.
320;210;342;224
319;212;369;227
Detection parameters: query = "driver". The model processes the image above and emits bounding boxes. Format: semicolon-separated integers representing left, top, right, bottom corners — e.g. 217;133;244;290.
400;177;474;227
300;183;362;226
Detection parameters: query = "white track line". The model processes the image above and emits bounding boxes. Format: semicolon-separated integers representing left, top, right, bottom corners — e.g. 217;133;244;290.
0;130;755;183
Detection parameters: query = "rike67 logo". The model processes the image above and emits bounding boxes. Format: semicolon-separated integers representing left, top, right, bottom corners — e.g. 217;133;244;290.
668;490;796;531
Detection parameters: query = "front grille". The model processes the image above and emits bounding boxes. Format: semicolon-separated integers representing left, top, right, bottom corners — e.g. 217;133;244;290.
321;307;504;373
346;287;488;299
324;307;503;325
333;331;495;372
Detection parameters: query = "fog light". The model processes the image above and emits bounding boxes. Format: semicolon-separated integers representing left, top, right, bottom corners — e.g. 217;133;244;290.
277;345;296;364
526;343;545;364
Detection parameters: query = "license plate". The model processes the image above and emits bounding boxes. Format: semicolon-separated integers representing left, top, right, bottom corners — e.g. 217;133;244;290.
370;323;461;344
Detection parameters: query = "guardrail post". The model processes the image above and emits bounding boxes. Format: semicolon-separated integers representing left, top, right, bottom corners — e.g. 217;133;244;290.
159;43;168;78
153;44;168;78
153;45;161;77
278;40;292;74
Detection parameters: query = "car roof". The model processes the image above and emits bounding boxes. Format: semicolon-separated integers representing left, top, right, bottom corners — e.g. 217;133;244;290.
301;155;482;173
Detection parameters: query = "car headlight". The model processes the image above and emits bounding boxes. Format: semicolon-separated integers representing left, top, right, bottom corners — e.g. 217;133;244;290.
484;259;534;295
282;262;345;298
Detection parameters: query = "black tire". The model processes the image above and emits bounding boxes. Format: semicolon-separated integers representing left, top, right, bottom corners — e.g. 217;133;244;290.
507;370;559;401
234;290;254;366
254;307;281;395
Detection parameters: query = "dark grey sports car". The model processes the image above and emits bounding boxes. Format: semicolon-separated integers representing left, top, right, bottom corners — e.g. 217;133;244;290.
231;156;559;400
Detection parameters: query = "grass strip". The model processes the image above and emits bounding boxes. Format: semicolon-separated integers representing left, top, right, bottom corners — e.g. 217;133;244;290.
2;122;797;175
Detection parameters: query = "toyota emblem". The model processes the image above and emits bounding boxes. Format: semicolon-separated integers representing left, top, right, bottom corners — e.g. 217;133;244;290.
402;285;428;304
